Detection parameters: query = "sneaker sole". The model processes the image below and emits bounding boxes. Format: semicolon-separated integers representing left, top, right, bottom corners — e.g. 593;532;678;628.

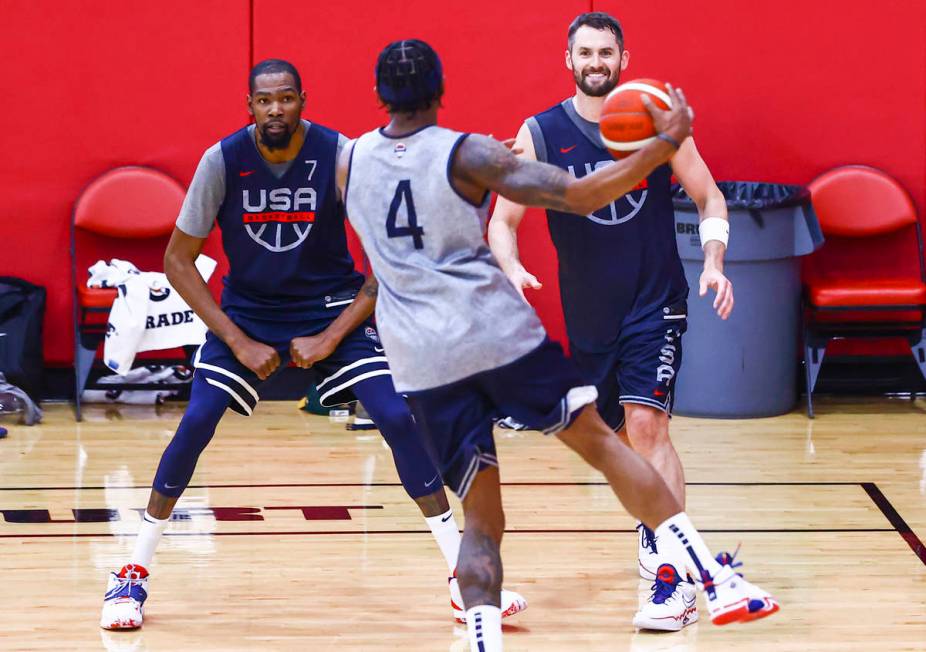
710;598;750;626
633;606;698;632
738;598;780;623
100;618;142;630
453;600;527;623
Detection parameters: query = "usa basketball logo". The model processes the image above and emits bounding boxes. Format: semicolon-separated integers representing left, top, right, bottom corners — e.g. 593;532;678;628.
364;326;380;343
242;187;317;252
394;143;407;158
567;160;648;226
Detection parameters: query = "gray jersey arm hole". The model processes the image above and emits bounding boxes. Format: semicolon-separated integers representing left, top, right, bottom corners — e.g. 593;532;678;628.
175;143;225;238
525;117;547;164
335;133;349;202
336;133;349;160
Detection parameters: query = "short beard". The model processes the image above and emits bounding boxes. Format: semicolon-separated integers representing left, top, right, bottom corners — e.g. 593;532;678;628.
259;124;295;151
573;68;619;98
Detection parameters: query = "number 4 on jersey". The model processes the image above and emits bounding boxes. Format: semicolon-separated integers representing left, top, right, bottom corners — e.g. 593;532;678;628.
386;180;425;249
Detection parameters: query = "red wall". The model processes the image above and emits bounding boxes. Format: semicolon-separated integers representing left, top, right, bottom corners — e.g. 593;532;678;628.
0;0;249;364
2;0;924;364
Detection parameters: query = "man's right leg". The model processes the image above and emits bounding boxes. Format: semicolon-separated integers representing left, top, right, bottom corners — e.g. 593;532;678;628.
100;374;230;630
457;466;505;652
556;404;779;625
558;406;681;528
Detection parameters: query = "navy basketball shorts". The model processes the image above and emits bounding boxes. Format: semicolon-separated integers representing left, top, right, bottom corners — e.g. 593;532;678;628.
192;312;389;416
571;303;687;432
404;338;598;500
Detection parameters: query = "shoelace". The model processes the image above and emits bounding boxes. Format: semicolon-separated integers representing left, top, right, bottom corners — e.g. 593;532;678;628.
716;543;744;576
636;523;658;554
105;575;147;603
649;575;678;605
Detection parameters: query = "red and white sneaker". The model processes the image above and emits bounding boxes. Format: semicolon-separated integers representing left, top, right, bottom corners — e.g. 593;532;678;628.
100;564;149;630
449;576;528;623
715;551;780;623
701;551;780;625
633;563;698;631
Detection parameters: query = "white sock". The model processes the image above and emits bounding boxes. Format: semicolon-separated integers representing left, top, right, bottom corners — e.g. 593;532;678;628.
130;512;169;568
425;509;461;574
654;512;722;582
466;605;503;652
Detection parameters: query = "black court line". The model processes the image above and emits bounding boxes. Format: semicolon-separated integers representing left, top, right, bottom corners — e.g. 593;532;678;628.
0;527;897;539
862;482;926;567
0;481;864;491
3;480;924;567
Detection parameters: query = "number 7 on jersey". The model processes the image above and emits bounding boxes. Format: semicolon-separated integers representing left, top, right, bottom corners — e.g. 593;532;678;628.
386;180;425;249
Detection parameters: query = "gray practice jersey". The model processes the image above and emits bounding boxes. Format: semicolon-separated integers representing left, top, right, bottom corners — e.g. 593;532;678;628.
345;125;546;392
176;120;347;237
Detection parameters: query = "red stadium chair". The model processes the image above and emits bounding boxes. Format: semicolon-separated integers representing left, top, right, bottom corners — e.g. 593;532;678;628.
802;165;926;417
71;166;188;420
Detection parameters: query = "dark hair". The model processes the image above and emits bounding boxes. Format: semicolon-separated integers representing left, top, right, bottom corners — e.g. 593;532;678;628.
249;59;302;93
567;12;624;51
375;39;443;114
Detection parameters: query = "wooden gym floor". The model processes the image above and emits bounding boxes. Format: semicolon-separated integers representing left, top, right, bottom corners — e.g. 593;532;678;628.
1;397;925;651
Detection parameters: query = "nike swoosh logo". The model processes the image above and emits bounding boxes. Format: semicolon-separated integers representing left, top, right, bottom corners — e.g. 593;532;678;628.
239;170;256;177
441;513;453;522
374;347;384;353
164;483;180;489
560;145;577;153
424;474;440;488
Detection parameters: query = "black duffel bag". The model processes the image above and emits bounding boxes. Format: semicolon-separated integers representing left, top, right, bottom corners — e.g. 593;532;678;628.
0;277;46;400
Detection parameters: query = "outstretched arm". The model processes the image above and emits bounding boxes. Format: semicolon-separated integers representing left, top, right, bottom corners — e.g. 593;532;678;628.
487;121;542;300
455;86;693;216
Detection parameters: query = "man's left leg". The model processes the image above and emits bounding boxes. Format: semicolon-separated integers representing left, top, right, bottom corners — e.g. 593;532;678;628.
624;404;685;505
622;403;697;631
349;373;526;622
614;319;699;631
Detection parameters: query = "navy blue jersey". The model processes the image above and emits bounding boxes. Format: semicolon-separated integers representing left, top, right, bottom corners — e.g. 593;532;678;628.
218;122;363;316
528;100;688;351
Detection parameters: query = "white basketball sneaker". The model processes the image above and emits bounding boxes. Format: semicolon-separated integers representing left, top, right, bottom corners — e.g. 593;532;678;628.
449;576;528;623
701;551;780;625
637;522;660;580
714;550;781;623
100;564;149;630
633;563;698;631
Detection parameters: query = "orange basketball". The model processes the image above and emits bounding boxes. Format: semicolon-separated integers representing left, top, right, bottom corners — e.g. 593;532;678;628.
599;79;672;159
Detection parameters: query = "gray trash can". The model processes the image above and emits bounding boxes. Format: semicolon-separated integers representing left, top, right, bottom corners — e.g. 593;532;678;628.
672;182;824;418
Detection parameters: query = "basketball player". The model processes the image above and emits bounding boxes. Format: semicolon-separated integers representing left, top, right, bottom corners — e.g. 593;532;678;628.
488;12;732;631
100;59;525;630
343;39;777;651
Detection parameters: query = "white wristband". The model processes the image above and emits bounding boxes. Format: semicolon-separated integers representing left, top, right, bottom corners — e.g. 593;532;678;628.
699;217;729;249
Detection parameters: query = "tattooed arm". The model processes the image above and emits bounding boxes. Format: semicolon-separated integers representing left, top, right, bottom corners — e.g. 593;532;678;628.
454;86;693;216
290;274;379;368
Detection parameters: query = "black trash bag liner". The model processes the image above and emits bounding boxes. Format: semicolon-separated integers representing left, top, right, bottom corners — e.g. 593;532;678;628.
672;181;810;210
